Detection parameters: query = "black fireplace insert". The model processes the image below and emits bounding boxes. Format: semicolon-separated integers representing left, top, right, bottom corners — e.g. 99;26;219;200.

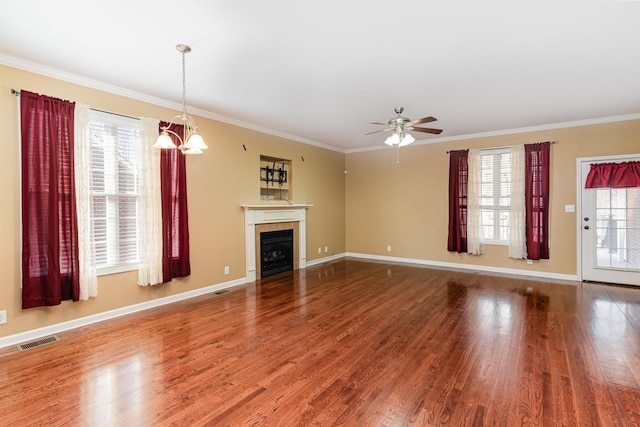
260;229;294;278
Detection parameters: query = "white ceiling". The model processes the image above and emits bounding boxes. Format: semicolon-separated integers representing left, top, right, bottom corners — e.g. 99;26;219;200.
1;1;639;152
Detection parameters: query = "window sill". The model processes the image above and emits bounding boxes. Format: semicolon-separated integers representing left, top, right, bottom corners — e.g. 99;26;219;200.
482;240;508;246
97;263;138;277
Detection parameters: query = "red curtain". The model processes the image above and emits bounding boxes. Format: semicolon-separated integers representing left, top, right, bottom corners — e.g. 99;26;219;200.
524;142;550;260
585;161;640;188
20;91;80;308
447;150;469;252
160;122;191;282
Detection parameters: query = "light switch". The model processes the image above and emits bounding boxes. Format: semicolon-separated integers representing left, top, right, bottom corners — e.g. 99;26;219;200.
564;205;575;213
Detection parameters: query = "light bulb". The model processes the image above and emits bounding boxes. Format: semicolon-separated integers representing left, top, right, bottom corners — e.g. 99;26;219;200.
398;133;415;147
153;132;177;149
186;133;208;150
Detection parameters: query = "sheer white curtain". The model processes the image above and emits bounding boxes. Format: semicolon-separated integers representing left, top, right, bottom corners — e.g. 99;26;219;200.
74;103;98;299
509;145;527;259
467;149;485;255
137;117;164;286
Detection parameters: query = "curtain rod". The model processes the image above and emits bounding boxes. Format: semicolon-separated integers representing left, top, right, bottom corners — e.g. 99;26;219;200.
11;88;139;121
446;141;556;154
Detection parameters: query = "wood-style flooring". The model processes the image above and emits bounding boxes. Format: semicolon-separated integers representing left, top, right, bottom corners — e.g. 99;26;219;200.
1;259;639;426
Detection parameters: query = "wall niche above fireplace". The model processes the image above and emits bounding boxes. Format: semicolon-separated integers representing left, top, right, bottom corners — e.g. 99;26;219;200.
260;155;291;201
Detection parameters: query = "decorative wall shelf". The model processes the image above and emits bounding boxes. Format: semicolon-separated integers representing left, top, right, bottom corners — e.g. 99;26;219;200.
260;155;291;201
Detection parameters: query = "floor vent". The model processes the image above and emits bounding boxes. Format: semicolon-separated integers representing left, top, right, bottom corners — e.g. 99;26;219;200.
18;336;59;351
213;290;230;296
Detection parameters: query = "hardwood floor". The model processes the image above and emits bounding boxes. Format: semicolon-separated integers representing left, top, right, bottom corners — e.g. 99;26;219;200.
1;259;640;426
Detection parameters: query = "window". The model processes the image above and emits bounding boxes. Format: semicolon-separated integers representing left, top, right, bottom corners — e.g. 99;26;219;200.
479;150;512;243
451;142;550;258
88;111;142;274
595;187;640;270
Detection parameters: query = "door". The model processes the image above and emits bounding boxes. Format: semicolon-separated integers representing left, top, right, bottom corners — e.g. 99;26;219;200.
580;156;640;286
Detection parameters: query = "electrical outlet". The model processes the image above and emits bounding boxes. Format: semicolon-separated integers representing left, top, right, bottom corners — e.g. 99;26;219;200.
224;266;230;275
318;247;322;254
324;246;328;253
527;259;533;265
0;310;6;325
387;245;392;252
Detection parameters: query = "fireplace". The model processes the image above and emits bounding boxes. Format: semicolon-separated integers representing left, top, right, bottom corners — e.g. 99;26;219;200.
260;229;294;277
242;204;311;283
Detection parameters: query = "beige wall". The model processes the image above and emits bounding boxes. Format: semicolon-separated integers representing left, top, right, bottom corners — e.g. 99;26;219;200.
0;64;346;337
2;62;638;340
346;120;640;276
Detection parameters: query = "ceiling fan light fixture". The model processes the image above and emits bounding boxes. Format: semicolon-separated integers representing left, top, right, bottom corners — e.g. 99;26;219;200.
384;133;400;146
384;131;414;147
367;107;442;150
398;132;415;147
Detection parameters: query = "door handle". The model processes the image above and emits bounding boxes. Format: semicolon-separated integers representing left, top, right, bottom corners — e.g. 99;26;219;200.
584;217;589;221
584;225;590;230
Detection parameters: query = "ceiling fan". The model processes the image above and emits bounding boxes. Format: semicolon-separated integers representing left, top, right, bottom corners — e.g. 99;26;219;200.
366;107;443;147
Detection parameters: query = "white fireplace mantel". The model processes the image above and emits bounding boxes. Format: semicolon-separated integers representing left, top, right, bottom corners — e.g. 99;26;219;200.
242;204;312;282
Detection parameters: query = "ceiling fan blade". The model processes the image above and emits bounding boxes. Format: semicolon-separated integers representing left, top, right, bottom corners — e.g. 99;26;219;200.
369;122;389;126
365;128;392;135
408;116;437;126
411;126;443;135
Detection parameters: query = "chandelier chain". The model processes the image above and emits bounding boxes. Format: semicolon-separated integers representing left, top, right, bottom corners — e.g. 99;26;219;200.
181;49;187;117
153;44;207;154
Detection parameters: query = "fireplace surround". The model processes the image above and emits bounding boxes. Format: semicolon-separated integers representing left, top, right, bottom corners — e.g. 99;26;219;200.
242;204;312;282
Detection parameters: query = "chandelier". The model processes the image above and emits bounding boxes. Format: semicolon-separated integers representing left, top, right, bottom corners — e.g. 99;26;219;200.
153;44;208;154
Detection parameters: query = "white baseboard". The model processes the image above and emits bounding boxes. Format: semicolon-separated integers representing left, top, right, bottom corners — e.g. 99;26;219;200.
0;277;246;351
306;253;346;267
305;252;578;282
345;252;579;282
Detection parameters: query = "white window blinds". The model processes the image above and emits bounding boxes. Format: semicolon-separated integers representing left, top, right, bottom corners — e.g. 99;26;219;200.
479;150;512;243
88;111;141;273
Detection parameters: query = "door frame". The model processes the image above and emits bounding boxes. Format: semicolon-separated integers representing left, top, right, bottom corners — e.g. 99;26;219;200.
576;154;640;282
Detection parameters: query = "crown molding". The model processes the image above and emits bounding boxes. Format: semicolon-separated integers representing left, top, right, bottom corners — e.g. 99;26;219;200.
3;53;637;156
346;112;640;154
0;53;345;153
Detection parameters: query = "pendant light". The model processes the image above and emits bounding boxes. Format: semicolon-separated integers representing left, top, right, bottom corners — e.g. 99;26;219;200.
154;44;208;154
